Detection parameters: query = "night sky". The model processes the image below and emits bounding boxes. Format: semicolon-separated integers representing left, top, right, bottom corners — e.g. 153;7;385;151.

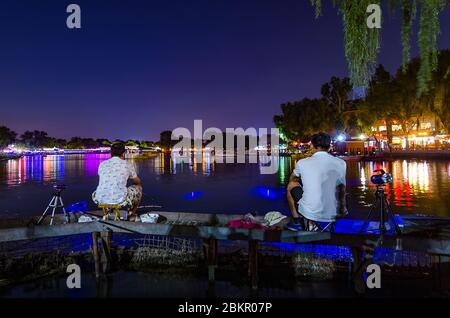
1;0;449;141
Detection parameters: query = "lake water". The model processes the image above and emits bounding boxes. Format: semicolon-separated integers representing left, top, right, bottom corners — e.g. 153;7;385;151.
0;154;449;220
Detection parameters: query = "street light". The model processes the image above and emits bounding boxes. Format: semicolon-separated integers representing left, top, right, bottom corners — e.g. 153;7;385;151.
336;134;346;142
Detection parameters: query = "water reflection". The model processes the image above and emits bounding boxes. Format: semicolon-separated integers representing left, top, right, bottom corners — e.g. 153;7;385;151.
1;154;110;186
347;159;450;216
0;154;449;217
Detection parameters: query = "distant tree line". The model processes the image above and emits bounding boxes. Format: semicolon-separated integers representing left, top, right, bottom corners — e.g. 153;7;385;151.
0;128;157;150
274;50;450;144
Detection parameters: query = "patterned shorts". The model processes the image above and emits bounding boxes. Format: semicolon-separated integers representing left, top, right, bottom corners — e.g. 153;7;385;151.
92;185;143;209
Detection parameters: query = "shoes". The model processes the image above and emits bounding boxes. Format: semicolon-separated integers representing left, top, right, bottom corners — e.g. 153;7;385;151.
286;221;303;231
127;213;141;222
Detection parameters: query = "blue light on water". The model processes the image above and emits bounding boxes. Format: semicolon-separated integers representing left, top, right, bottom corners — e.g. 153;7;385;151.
183;191;203;200
253;186;283;200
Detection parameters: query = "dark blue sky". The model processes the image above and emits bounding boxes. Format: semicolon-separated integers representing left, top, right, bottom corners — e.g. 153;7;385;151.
1;0;449;141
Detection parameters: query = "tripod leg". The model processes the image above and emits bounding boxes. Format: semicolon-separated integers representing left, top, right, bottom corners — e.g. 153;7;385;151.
50;196;58;226
359;201;377;234
384;198;401;235
37;196;56;225
379;193;386;235
58;196;68;223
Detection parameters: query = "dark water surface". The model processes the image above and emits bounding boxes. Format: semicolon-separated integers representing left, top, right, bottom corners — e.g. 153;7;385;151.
0;154;449;219
0;271;434;298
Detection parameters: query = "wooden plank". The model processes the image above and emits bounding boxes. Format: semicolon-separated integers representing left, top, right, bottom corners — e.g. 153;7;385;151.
204;237;217;282
100;231;113;273
0;222;329;244
1;215;450;255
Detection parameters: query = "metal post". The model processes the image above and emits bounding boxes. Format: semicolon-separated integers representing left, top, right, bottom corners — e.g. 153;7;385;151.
207;237;217;282
379;190;386;235
248;240;258;290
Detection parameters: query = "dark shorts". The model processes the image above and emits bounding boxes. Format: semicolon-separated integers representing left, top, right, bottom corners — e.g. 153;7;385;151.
290;186;303;208
290;186;334;232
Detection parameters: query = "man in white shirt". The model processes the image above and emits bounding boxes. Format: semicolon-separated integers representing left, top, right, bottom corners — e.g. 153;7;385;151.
286;132;347;231
92;142;143;221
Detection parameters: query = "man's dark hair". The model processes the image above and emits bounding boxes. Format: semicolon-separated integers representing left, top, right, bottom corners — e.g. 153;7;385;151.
111;142;126;157
311;132;331;150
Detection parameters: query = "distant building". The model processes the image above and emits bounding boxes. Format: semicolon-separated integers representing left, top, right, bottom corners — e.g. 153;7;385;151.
369;117;449;150
334;138;378;156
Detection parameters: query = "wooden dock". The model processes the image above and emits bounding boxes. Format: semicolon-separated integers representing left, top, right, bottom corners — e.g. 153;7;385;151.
1;211;449;254
1;211;450;291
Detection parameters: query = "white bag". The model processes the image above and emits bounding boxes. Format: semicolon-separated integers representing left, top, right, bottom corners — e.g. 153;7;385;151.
140;213;159;224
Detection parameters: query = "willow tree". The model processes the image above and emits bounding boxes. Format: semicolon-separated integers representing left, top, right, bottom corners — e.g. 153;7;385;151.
359;65;397;146
310;0;448;96
425;49;450;131
320;76;354;133
274;98;333;142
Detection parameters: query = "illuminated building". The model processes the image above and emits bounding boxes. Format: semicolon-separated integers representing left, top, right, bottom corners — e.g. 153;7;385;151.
370;117;449;150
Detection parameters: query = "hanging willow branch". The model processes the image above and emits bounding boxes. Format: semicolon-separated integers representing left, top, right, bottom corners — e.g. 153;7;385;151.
417;0;446;96
311;0;381;89
310;0;322;18
401;0;415;72
310;0;448;95
339;0;380;88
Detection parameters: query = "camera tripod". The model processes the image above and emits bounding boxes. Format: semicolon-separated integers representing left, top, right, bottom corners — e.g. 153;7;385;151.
37;185;68;226
359;185;401;235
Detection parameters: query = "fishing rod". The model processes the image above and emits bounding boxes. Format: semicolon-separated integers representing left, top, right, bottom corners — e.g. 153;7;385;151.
137;191;163;210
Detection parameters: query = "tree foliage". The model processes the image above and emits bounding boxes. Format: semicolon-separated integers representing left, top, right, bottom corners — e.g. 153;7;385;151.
310;0;448;95
0;126;17;148
274;50;450;143
274;98;332;142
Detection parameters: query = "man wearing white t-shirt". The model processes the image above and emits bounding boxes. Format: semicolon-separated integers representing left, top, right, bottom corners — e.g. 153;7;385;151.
286;132;347;231
92;142;143;221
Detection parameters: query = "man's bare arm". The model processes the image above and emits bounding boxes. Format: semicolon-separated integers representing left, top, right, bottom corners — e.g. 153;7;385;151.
131;176;142;186
289;171;300;183
336;184;347;215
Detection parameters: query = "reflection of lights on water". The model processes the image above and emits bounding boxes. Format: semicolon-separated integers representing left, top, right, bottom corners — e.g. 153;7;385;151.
203;152;211;176
418;161;429;191
183;191;203;200
407;161;429;192
84;154;108;177
169;152;214;176
402;160;408;179
278;157;289;185
408;162;418;188
360;167;366;191
4;154;112;185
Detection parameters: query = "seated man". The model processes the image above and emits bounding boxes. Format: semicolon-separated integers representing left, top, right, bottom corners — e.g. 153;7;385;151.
286;132;347;231
92;142;143;221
